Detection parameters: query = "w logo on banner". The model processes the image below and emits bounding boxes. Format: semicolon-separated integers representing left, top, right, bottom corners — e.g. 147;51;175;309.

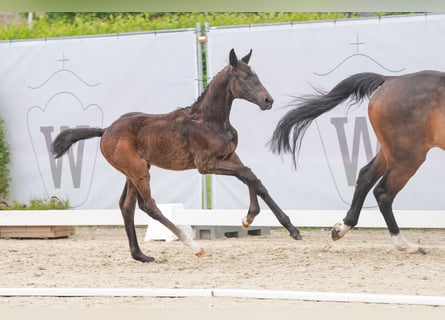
331;116;379;186
40;125;88;189
316;114;379;207
27;95;103;208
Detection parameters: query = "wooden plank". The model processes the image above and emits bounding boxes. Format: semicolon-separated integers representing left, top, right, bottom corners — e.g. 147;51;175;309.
0;226;75;239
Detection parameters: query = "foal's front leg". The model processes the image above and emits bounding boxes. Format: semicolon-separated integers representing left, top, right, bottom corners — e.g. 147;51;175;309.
240;170;261;228
199;153;302;240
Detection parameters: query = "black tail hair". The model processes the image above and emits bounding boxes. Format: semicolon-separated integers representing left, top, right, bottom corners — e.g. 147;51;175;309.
270;72;387;166
52;127;104;158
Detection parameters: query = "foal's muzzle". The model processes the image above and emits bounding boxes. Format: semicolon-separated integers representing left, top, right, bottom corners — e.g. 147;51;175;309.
261;95;274;110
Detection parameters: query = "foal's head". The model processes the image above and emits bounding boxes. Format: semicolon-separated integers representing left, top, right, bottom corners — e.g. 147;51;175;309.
228;49;274;110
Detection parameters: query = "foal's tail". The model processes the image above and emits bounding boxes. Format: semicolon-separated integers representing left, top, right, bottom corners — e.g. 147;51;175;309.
52;127;105;158
270;72;387;166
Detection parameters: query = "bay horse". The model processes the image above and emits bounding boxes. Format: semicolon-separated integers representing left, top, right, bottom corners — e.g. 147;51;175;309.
52;49;302;263
270;70;445;255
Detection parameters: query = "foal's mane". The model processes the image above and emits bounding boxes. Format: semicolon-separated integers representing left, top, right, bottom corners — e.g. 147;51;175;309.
190;64;231;110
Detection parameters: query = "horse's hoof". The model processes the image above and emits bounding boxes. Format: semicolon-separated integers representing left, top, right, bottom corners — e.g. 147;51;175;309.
412;247;427;255
331;227;342;241
195;248;205;257
331;222;350;241
392;234;427;255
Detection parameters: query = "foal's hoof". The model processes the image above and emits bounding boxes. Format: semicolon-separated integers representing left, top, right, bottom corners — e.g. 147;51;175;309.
241;217;250;229
133;254;155;263
290;230;302;240
195;248;205;257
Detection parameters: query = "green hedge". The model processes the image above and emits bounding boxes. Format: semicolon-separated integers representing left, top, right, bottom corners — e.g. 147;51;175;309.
6;197;69;210
0;12;362;40
0;117;9;200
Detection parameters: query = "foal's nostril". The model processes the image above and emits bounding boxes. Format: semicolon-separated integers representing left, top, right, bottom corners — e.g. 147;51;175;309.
265;97;274;105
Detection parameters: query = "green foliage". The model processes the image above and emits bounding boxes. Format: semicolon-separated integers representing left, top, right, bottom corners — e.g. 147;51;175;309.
7;197;69;210
0;12;363;40
0;117;10;200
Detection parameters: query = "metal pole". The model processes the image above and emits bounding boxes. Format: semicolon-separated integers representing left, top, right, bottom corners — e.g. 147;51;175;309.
27;12;33;30
203;22;213;209
196;22;209;209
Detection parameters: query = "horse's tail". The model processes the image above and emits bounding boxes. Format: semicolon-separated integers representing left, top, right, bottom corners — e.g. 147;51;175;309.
270;72;387;166
52;127;104;158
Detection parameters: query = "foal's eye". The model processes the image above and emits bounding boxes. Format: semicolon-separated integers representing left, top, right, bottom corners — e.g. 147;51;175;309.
241;72;250;80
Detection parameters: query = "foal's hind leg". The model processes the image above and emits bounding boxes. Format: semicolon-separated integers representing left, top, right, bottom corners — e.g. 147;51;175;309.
112;151;203;261
373;162;426;254
136;188;204;258
119;180;154;262
332;152;386;241
127;166;204;258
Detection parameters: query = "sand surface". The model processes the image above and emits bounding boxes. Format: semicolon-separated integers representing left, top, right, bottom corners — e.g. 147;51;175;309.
1;226;445;318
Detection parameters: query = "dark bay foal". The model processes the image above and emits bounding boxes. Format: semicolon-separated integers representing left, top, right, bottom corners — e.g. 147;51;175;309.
52;49;301;262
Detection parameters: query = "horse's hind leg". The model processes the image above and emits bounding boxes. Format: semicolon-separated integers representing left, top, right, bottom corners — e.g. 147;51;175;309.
119;180;154;262
373;161;426;254
332;152;386;241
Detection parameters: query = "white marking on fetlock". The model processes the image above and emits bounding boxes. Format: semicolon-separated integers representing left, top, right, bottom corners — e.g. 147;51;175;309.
333;222;351;239
179;230;203;256
391;233;421;253
242;217;250;229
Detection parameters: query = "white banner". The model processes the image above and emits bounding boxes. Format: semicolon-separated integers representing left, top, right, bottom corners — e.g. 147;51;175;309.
0;30;202;209
206;14;445;211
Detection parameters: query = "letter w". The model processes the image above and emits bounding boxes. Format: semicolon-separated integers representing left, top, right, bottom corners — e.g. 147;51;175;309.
41;126;87;189
330;117;378;186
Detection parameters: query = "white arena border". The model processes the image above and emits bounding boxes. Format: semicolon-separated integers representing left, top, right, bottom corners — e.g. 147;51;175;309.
0;288;445;306
2;203;445;229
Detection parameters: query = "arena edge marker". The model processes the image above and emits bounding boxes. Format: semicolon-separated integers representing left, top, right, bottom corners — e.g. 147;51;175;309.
1;288;445;306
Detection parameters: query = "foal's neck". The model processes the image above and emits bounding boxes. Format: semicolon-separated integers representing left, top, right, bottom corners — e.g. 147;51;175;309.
190;67;234;124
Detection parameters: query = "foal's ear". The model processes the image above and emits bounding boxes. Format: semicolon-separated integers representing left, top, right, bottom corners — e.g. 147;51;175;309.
241;49;252;64
229;48;238;67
